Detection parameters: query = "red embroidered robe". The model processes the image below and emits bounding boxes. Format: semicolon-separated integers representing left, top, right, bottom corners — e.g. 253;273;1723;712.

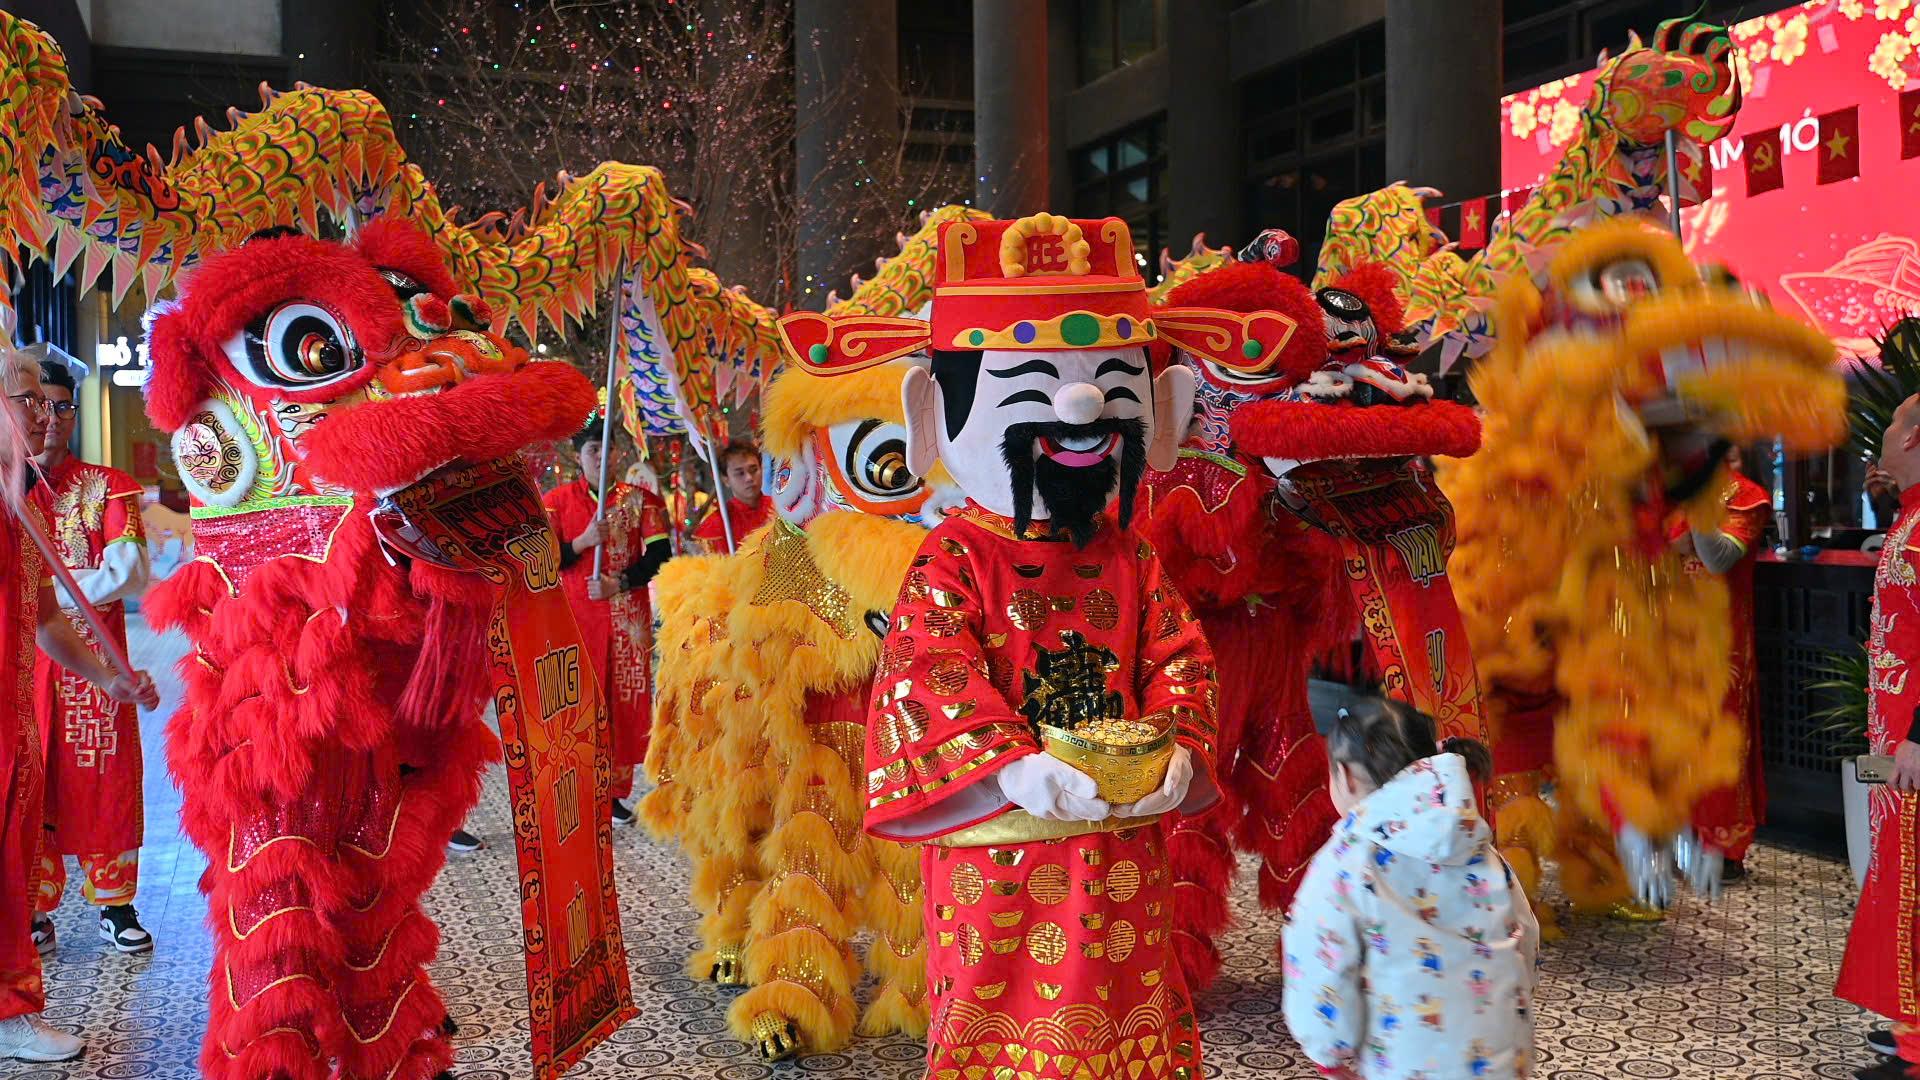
1;504;48;1019
30;459;147;857
1838;486;1920;1027
544;479;666;772
1685;471;1770;860
865;505;1218;1080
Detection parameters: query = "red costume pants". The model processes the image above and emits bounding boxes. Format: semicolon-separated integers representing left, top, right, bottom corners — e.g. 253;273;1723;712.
36;849;138;910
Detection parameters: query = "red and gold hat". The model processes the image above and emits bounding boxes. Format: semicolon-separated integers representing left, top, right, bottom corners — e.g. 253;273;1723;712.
777;212;1158;375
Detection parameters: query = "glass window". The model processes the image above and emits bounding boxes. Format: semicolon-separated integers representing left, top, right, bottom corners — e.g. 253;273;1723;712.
1077;0;1166;84
1241;30;1386;274
1071;117;1169;281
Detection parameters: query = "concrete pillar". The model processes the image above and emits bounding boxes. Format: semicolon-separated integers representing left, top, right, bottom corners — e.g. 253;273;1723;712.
794;0;898;309
973;0;1050;217
283;0;379;89
1166;0;1240;248
1385;0;1502;201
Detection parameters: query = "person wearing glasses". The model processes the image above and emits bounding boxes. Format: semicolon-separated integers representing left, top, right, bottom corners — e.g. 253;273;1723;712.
26;360;154;958
0;348;157;1062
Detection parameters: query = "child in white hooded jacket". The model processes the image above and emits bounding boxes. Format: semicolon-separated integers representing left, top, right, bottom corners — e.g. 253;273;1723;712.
1282;699;1538;1079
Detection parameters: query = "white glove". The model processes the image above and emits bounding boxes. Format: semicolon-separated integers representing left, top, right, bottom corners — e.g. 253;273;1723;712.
994;753;1110;822
1673;827;1725;902
1616;825;1676;911
1114;744;1194;818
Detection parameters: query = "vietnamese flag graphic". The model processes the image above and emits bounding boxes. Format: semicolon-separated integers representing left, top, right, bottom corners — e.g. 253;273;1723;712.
1817;105;1860;184
1503;186;1533;215
1902;88;1920;159
1425;205;1443;229
1743;127;1784;197
1457;197;1488;249
1674;138;1712;206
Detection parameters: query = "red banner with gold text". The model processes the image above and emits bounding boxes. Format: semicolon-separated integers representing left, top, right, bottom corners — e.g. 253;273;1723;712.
1280;458;1488;743
387;457;635;1080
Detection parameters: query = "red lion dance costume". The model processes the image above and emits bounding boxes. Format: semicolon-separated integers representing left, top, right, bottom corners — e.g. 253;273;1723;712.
1140;243;1344;989
1143;234;1483;987
143;221;595;1080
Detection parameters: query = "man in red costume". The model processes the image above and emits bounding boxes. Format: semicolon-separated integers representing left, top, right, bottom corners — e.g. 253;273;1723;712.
691;441;771;552
1141;236;1346;988
1839;394;1920;1080
1675;445;1771;882
29;358;154;955
0;349;158;1062
799;212;1218;1078
544;417;670;821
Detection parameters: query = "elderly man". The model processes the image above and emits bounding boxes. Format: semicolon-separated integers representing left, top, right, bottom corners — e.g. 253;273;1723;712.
29;358;155;955
0;349;157;1062
1839;394;1920;1079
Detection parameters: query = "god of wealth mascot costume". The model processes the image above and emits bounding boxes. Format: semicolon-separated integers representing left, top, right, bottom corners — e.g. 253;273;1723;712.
812;212;1223;1079
140;221;598;1080
1137;231;1346;990
1438;219;1842;920
643;342;963;1060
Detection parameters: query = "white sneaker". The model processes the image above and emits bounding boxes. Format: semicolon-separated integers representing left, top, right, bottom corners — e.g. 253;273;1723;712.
0;1013;84;1061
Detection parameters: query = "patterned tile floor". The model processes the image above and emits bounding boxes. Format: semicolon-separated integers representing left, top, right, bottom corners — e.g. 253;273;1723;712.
16;620;1884;1078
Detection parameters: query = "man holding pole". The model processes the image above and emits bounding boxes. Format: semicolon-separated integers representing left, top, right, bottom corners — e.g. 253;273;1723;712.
543;418;670;824
0;348;157;1062
29;357;155;955
690;441;771;554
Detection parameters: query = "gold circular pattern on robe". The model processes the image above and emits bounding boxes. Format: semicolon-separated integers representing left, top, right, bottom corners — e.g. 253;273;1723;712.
1081;588;1120;631
958;922;984;966
1028;863;1070;906
899;698;930;742
1108;860;1142;903
874;713;903;757
1025;921;1067;966
923;608;967;637
882;635;917;673
950;862;985;905
1106;919;1137;963
927;658;970;696
1007;588;1049;631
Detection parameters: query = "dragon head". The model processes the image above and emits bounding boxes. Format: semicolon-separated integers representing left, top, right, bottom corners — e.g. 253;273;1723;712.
1205;235;1482;481
1481;218;1840;525
146;218;594;509
1594;15;1740;149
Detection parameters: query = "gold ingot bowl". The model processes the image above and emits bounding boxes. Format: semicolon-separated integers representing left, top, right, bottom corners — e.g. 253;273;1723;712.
1038;718;1174;806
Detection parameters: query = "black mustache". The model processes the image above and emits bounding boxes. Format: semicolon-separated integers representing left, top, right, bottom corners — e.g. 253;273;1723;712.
1000;418;1147;548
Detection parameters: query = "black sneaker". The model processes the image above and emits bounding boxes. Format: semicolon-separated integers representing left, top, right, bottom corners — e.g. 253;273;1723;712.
99;904;153;954
29;916;53;955
447;828;483;853
1871;1026;1899;1056
610;799;636;827
1855;1057;1920;1079
1721;859;1748;884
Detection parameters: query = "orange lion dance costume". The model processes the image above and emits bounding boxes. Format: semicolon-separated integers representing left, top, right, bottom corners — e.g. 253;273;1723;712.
142;220;596;1080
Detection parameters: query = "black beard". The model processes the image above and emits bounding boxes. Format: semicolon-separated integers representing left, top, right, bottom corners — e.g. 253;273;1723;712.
1000;418;1147;548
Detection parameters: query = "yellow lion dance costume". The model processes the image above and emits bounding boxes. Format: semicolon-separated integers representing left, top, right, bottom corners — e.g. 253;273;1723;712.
1440;220;1842;922
643;328;965;1059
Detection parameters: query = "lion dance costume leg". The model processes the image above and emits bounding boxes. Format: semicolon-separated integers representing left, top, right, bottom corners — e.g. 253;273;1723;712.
143;222;595;1079
646;340;966;1059
1438;220;1841;917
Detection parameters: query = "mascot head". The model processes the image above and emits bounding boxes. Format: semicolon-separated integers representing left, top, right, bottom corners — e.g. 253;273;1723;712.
1487;217;1840;512
782;214;1196;548
146;219;593;508
1154;230;1323;456
1165;228;1481;479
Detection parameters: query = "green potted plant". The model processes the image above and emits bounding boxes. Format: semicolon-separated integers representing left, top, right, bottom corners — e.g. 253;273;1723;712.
1807;643;1872;887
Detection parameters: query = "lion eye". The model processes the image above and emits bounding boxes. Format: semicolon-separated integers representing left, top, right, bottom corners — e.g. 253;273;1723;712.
223;301;363;389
